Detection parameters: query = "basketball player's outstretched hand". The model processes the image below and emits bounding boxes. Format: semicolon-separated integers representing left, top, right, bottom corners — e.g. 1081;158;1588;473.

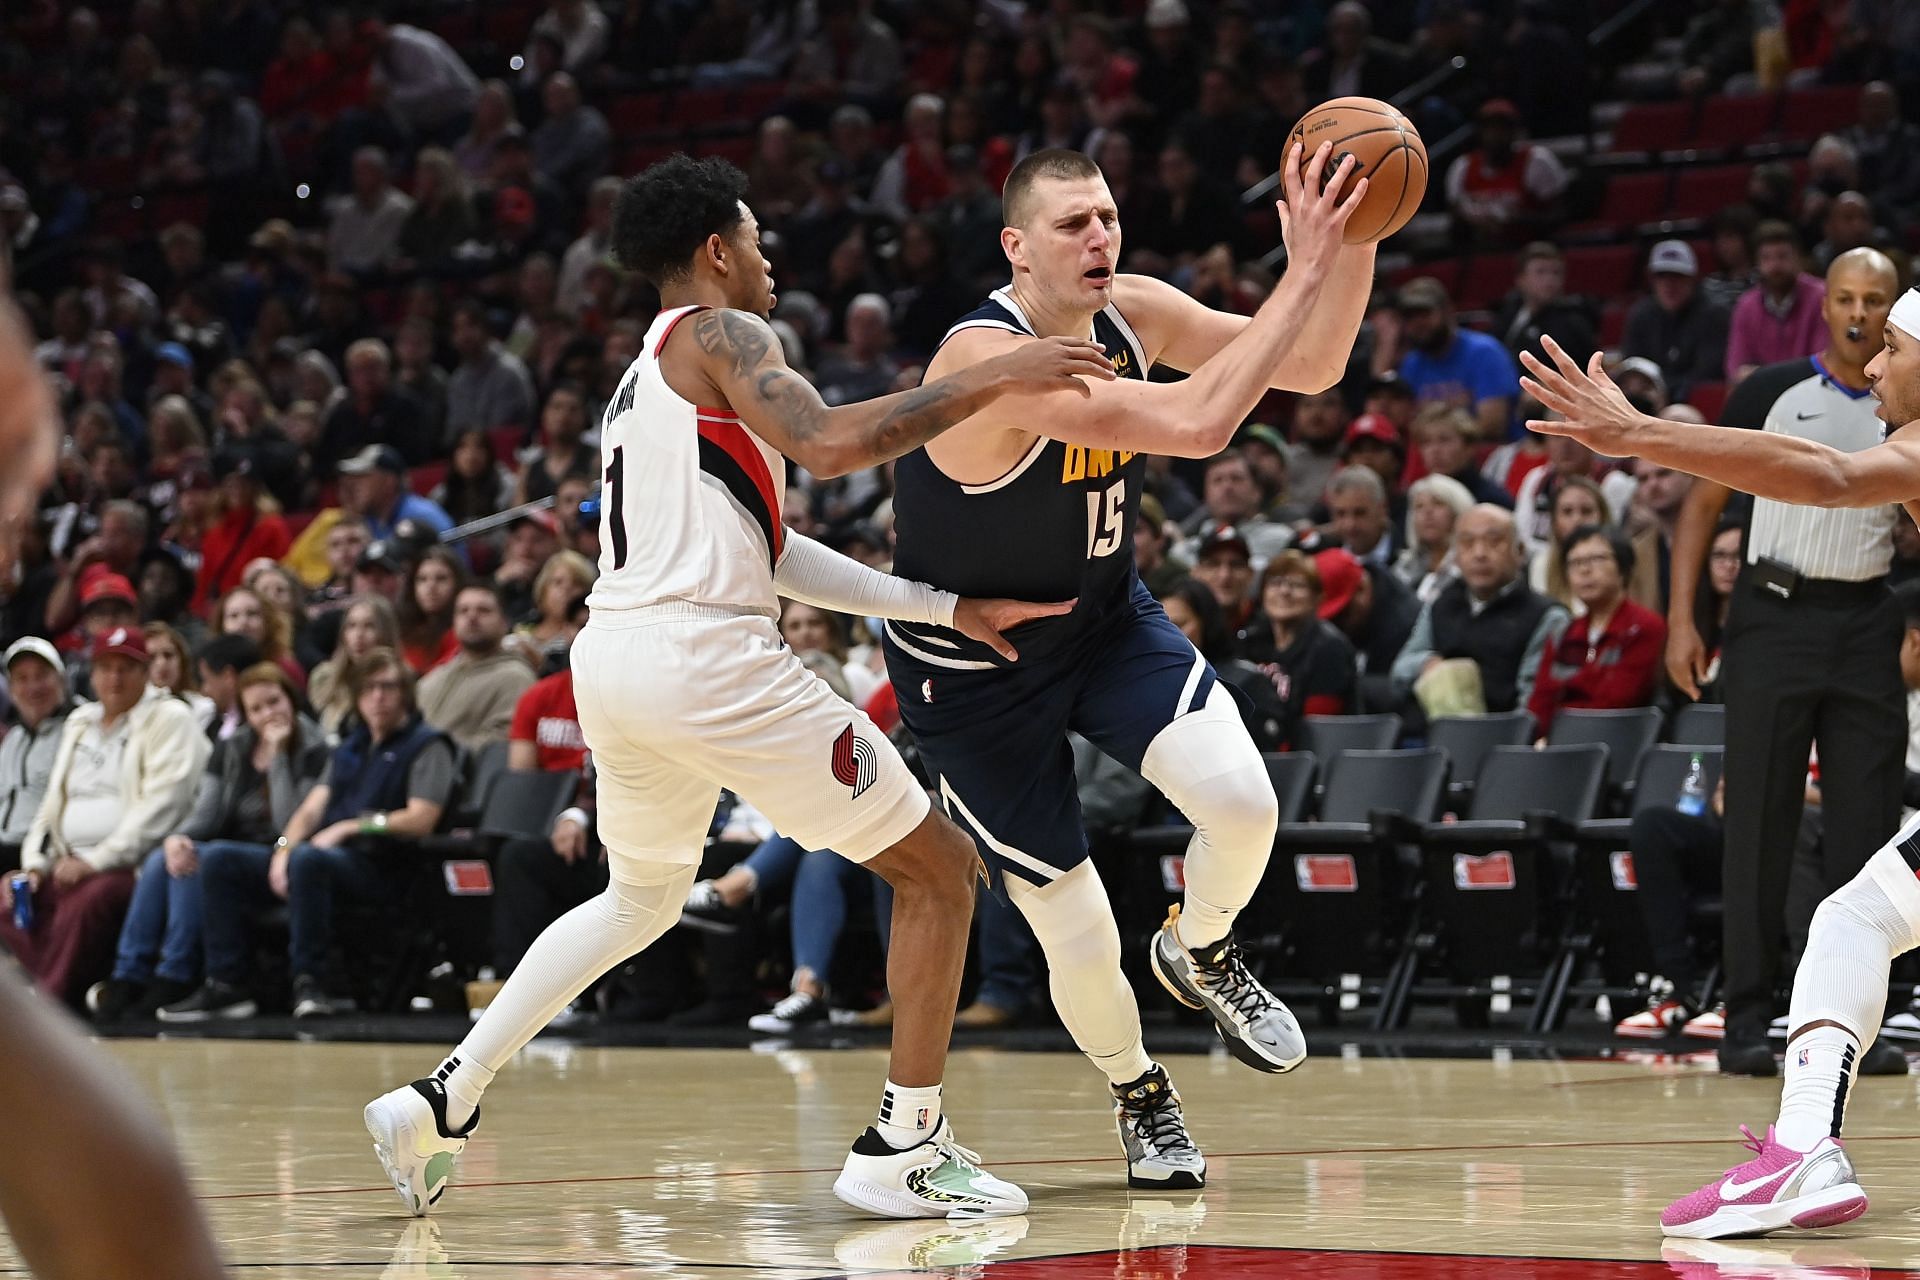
953;596;1078;663
1519;336;1647;457
989;335;1117;397
1275;141;1365;271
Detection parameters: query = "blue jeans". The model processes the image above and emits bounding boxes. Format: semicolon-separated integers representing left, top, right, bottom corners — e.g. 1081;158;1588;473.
741;834;807;898
973;886;1040;1016
791;846;891;979
111;843;222;985
201;839;388;983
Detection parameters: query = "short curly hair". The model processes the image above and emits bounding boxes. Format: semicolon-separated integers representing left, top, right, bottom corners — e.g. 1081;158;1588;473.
613;154;750;288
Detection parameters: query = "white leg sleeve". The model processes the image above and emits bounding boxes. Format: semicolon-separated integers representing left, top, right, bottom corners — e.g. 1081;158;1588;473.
1138;682;1278;951
456;859;698;1074
1774;828;1920;1148
1005;861;1153;1085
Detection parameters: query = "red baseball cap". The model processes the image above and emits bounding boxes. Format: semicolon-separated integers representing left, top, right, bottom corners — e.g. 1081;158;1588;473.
90;625;149;664
1313;548;1364;620
80;573;138;609
1342;413;1404;455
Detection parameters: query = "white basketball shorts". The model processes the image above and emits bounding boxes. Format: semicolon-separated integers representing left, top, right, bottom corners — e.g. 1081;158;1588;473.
571;605;929;879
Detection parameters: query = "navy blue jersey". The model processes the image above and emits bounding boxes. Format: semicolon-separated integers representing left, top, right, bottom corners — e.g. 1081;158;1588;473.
890;287;1152;668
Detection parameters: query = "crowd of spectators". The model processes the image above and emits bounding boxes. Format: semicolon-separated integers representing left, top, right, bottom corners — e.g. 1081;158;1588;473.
2;0;1920;1031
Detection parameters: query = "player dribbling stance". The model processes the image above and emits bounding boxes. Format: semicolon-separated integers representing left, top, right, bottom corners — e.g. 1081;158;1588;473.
365;154;1117;1220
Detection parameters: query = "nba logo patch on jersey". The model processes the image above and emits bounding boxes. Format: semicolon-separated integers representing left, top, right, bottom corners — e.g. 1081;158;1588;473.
832;724;877;799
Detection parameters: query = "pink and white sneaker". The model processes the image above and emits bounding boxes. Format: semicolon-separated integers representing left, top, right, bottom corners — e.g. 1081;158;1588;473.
1661;1125;1868;1239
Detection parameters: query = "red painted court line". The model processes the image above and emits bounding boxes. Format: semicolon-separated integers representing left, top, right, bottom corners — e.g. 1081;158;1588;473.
198;1131;1920;1203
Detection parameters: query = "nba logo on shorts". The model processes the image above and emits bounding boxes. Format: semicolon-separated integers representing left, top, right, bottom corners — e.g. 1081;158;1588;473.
1798;1048;1811;1068
832;724;877;800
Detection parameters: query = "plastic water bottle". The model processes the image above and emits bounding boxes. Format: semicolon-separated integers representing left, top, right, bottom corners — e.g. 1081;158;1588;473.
1677;753;1708;817
8;873;31;931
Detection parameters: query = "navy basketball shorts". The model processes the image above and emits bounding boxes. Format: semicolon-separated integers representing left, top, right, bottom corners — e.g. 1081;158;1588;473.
884;582;1217;888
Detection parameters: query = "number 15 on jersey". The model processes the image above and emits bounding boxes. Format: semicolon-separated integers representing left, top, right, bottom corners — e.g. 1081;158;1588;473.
1086;479;1125;560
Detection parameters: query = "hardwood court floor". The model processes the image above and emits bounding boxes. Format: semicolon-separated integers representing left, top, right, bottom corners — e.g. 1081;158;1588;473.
11;1039;1920;1278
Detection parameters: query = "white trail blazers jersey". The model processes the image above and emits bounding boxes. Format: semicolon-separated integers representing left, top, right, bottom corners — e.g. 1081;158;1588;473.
586;304;787;616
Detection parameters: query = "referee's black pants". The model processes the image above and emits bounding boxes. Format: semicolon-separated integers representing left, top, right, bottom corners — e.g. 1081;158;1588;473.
1720;577;1905;1045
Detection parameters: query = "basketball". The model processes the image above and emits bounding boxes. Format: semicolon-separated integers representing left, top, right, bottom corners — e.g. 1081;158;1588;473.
1285;97;1428;245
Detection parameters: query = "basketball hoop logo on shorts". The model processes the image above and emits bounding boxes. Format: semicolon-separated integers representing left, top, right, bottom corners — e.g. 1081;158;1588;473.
832;724;877;799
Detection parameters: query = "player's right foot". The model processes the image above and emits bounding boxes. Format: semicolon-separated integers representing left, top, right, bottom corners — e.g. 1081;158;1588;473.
1661;1125;1867;1239
364;1079;479;1217
1112;1063;1205;1189
833;1117;1029;1219
1150;905;1306;1073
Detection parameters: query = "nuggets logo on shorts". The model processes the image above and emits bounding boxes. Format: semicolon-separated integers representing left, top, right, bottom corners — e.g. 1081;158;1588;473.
832;724;878;799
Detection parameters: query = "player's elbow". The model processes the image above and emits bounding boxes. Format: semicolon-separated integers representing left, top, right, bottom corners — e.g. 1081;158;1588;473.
793;441;858;480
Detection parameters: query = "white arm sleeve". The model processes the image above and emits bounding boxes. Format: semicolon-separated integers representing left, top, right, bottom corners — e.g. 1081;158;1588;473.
774;529;958;628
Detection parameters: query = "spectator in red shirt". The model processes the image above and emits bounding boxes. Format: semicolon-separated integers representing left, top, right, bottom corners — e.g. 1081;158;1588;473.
1527;525;1667;735
192;449;290;614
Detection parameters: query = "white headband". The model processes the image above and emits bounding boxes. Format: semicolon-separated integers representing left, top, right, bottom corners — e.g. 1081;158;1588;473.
1891;289;1920;341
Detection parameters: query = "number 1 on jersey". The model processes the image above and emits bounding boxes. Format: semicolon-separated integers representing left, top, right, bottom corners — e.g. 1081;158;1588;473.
1086;478;1125;560
606;445;628;570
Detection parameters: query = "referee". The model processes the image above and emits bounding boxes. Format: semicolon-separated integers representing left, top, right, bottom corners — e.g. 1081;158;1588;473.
1665;247;1906;1076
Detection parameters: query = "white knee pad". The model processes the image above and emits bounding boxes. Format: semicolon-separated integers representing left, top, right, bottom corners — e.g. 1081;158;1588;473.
601;860;699;941
1139;684;1277;924
1007;862;1141;1068
1007;860;1123;973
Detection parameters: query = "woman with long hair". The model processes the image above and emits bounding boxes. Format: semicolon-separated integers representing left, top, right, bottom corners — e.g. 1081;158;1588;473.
213;584;305;690
432;429;516;528
779;599;879;705
144;622;216;731
308;595;400;738
1688;520;1745;702
1393;473;1474;605
398;147;476;272
1529;474;1612;612
397;546;465;674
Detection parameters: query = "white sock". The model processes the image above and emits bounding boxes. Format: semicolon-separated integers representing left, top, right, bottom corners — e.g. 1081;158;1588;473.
1776;1027;1859;1151
1774;837;1920;1149
433;1053;492;1131
1007;862;1154;1085
441;859;697;1120
877;1080;942;1149
1137;684;1277;952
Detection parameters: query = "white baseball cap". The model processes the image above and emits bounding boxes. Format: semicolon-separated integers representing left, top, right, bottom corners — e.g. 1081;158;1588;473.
1647;240;1698;278
3;636;64;679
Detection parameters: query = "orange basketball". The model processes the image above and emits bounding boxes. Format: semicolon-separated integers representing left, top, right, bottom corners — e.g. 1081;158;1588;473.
1284;97;1428;245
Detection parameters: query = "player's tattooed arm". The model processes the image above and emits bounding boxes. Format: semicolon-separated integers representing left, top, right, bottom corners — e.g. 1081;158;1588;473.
693;308;1113;477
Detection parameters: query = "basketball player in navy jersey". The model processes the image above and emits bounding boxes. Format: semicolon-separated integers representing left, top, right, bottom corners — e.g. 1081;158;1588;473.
1525;307;1920;1239
366;155;1119;1222
885;142;1372;1188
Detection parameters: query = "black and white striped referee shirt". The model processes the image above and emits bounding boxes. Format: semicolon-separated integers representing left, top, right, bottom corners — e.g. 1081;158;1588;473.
1724;354;1895;582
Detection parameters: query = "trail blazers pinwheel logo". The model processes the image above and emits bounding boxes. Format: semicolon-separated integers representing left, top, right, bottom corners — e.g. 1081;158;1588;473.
832;724;877;799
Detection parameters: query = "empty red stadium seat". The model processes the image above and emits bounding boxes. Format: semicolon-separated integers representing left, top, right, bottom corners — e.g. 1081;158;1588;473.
1456;253;1517;312
1693;93;1778;152
489;425;527;465
732;81;785;122
1593;170;1671;226
283;510;317;543
1687;380;1729;420
1609;101;1694;155
1598;302;1630;348
1563;245;1638;301
411;460;448;498
1669;164;1754;220
1776;84;1860;143
697;135;754;167
607;92;670;135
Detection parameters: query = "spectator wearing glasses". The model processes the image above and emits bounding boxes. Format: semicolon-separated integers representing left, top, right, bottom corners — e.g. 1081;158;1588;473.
1239;551;1358;749
1526;525;1667;736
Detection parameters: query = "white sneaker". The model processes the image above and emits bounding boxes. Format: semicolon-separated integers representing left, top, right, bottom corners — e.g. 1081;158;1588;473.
1882;1008;1920;1043
364;1079;479;1216
749;989;830;1034
1683;1005;1727;1040
833;1117;1029;1219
